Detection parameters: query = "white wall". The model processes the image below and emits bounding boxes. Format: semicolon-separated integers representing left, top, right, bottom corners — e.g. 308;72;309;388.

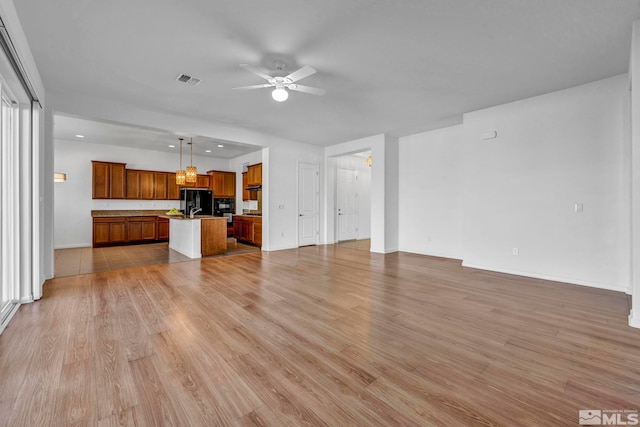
54;139;230;248
266;140;323;251
399;75;629;292
399;125;464;259
462;75;629;291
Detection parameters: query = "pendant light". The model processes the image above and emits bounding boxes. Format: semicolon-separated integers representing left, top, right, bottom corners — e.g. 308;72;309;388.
185;137;197;184
175;138;186;185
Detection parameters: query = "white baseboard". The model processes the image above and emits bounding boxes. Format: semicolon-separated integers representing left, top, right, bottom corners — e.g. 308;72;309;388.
54;243;92;249
264;244;298;252
399;247;462;261
461;262;627;293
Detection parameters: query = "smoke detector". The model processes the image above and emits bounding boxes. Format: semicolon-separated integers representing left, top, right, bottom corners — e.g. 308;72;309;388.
176;73;201;86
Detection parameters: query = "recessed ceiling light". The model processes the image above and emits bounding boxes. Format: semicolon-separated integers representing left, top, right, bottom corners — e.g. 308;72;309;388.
169;144;175;148
75;134;84;138
205;149;211;153
217;144;224;148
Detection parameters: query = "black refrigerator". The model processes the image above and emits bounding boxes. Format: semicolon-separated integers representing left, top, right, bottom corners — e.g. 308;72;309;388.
180;188;213;216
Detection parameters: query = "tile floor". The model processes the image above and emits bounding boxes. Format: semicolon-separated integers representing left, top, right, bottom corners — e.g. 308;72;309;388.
54;238;260;277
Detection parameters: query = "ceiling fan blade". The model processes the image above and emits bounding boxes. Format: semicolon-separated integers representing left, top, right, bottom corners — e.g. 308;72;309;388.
233;83;273;90
289;84;326;96
285;65;317;83
239;64;273;81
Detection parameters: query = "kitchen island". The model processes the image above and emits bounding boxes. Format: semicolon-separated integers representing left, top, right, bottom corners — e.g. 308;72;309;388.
166;215;227;258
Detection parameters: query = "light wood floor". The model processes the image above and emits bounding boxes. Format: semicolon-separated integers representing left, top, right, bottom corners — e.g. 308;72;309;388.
2;244;639;426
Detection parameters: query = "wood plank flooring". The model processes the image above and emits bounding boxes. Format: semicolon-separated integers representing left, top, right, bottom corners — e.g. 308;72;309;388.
2;244;639;426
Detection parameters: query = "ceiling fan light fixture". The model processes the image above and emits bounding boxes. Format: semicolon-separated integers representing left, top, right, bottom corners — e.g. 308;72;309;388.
272;87;288;102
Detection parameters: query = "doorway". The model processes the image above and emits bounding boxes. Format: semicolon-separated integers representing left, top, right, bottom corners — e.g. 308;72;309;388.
333;151;371;243
337;168;358;241
298;162;319;246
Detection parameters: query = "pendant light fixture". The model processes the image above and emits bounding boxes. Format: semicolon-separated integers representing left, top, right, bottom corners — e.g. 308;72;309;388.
185;137;197;184
175;138;186;185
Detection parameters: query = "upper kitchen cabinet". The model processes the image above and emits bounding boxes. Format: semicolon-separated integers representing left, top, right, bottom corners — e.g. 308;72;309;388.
92;161;126;199
208;171;236;198
126;169;154;199
196;174;210;189
154;172;168;200
247;163;262;187
167;173;180;200
242;172;248;201
181;174;210;188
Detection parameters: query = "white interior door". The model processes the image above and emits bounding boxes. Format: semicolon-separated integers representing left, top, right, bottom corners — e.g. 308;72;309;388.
337;168;358;241
298;162;319;246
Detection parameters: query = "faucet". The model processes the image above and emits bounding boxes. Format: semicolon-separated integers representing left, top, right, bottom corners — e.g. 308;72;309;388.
189;207;202;219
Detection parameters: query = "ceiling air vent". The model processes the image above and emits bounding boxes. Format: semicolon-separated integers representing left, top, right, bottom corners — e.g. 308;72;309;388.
176;73;201;86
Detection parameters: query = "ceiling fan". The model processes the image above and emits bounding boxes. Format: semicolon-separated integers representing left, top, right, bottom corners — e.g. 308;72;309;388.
233;62;326;102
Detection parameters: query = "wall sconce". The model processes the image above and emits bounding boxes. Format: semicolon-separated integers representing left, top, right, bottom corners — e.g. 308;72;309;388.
54;172;67;182
365;155;372;167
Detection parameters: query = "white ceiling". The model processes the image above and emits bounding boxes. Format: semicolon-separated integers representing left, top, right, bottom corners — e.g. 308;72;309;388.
54;114;261;159
14;0;640;147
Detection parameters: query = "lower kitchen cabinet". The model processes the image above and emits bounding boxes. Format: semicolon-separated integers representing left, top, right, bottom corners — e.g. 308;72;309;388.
157;218;169;240
233;215;261;247
93;216;170;247
93;217;127;246
127;216;158;242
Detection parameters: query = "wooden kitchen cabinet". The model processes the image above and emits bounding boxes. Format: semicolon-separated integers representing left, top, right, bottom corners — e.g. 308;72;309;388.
242;172;249;201
154;173;168;200
128;216;157;242
247;163;262;187
127;170;156;199
167;173;180;200
93;217;127;246
92;161;126;199
126;170;140;199
242;172;257;201
140;171;155;199
208;171;236;198
196;174;210;188
93;215;169;247
157;218;169;240
253;217;262;247
201;218;227;256
233;215;261;247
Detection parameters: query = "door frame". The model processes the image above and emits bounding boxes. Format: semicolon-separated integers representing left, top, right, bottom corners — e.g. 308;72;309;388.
335;167;359;242
297;161;319;247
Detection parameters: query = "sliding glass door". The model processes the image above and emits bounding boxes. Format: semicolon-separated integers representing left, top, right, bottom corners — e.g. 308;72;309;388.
0;87;19;327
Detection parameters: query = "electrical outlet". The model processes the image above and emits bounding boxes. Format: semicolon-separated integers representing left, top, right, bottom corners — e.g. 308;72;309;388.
512;248;519;256
574;203;583;213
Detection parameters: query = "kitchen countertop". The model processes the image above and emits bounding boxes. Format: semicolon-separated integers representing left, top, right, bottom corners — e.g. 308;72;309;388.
92;209;169;217
159;215;225;221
